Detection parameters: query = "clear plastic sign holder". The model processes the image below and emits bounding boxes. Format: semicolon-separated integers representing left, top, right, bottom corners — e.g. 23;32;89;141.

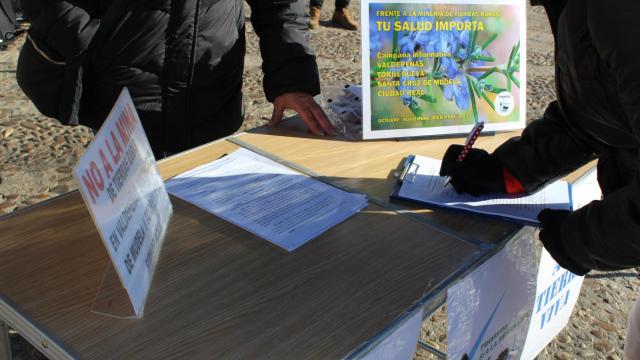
91;177;172;320
73;88;173;320
92;264;137;319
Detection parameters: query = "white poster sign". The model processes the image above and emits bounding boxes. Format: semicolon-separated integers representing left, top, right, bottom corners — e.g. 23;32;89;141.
520;250;584;359
73;88;172;317
447;232;537;360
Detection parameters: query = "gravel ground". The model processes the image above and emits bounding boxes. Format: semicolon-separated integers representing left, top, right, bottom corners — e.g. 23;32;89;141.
0;2;637;359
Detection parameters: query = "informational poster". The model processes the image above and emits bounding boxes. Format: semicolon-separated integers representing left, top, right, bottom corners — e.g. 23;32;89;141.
73;88;172;317
362;0;526;139
520;250;584;359
447;231;537;360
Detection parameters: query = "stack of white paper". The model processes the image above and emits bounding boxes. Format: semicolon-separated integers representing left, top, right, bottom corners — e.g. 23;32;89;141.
165;148;368;251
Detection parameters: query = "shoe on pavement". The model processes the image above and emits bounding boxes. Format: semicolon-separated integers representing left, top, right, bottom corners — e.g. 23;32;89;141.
310;6;322;30
331;8;359;30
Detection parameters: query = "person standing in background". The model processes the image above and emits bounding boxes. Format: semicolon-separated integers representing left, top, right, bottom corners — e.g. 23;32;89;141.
17;0;335;159
309;0;359;30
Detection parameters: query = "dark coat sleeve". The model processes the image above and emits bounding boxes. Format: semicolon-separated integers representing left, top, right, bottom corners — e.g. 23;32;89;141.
246;0;321;102
16;0;98;124
22;0;99;61
557;0;640;271
492;101;596;193
528;0;566;36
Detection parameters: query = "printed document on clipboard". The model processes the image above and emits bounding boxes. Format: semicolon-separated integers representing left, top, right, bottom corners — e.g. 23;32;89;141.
165;148;368;251
391;155;573;226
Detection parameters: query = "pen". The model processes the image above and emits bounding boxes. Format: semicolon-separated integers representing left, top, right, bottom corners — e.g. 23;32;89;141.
444;121;485;187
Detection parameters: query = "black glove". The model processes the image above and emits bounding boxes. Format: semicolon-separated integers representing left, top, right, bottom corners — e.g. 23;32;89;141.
538;209;590;276
439;145;505;196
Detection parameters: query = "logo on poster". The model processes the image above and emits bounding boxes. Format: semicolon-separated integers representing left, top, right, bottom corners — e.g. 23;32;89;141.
494;92;514;116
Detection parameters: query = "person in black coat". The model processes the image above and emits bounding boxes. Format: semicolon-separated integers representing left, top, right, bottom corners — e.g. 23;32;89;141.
17;0;335;157
442;0;640;275
440;1;639;355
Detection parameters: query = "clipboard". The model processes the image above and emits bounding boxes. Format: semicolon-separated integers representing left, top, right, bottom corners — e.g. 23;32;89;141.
390;155;574;227
395;155;420;185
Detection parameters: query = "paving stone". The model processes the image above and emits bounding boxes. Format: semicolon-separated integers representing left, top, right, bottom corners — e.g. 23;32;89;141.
594;320;619;333
2;126;14;138
594;341;614;354
56;166;73;174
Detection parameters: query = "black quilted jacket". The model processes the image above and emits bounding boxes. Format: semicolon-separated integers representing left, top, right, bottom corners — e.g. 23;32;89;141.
494;0;640;271
18;0;320;153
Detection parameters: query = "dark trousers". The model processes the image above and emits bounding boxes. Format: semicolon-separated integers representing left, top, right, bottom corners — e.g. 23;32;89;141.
310;0;350;9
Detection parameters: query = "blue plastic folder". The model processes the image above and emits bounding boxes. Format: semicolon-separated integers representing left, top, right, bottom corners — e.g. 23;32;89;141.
391;155;574;227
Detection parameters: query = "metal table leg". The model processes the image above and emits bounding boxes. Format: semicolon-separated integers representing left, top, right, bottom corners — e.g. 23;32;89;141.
0;321;12;360
418;340;446;359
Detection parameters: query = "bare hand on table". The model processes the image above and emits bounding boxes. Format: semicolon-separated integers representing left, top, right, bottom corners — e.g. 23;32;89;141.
269;92;336;136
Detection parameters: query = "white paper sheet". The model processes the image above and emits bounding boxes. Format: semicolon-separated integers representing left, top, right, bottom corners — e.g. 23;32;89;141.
569;168;601;210
165;148;368;251
397;155;571;225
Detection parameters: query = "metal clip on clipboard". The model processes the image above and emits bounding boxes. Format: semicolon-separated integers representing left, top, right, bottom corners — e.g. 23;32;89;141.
396;156;420;184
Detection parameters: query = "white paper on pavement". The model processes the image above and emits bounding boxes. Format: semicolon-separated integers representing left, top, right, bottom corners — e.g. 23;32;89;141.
73;88;172;317
165;148;368;251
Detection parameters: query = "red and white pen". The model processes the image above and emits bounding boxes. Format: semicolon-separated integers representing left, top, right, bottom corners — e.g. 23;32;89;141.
444;121;485;187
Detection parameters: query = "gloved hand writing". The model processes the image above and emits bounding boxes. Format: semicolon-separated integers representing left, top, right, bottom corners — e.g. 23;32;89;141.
439;144;505;196
538;209;590;276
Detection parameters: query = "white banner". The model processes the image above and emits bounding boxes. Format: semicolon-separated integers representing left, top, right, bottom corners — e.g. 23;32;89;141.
74;88;172;317
520;250;584;359
447;231;537;360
